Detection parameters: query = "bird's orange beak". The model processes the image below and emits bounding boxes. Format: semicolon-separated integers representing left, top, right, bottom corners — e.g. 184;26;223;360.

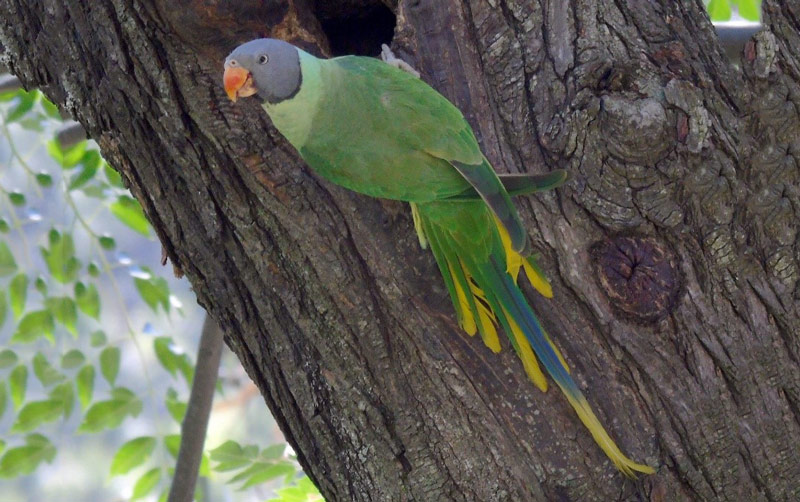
224;66;256;102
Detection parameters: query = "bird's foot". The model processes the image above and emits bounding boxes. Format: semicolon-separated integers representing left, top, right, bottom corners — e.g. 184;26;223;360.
380;44;420;78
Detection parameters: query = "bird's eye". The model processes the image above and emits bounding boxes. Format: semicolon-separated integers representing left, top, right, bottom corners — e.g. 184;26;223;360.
229;60;238;67
258;54;269;65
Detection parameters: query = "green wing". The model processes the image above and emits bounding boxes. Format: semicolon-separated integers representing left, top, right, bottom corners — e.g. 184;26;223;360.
332;56;483;164
448;159;527;253
333;56;530;251
448;170;570;200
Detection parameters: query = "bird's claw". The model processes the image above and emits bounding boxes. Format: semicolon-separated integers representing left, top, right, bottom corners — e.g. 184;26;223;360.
381;44;420;78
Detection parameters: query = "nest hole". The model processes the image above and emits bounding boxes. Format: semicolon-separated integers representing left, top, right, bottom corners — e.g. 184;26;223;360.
314;2;396;56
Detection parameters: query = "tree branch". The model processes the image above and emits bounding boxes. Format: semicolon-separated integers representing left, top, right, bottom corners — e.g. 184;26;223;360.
168;316;224;502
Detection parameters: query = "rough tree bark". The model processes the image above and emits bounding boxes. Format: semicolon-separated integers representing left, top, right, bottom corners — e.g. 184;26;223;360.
2;1;799;500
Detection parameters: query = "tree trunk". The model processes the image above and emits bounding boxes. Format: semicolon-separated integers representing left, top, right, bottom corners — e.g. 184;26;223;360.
2;1;799;500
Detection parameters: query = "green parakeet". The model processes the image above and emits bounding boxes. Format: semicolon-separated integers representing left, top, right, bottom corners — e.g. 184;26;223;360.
224;38;654;476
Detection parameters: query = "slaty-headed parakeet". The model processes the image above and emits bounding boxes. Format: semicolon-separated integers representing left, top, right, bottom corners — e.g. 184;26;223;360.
223;38;654;476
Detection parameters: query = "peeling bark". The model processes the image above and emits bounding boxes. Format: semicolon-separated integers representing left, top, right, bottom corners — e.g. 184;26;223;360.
1;0;799;500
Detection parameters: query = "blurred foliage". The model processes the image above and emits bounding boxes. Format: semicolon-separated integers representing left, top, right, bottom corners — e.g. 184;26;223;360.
0;87;321;501
705;0;761;21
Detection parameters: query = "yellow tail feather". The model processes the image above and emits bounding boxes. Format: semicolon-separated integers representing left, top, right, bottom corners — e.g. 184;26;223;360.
450;263;477;335
495;216;553;298
475;301;500;353
541;327;570;374
522;257;553;298
410;202;428;249
417;206;654;476
563;393;656;477
449;263;501;352
504;309;549;392
467;274;501;353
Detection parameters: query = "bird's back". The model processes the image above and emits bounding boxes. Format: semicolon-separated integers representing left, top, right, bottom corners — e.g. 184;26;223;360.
294;55;482;202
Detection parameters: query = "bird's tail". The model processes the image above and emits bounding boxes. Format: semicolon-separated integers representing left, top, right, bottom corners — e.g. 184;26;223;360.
413;202;655;476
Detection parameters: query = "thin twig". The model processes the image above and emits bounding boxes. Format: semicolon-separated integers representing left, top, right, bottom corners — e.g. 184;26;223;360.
167;315;225;502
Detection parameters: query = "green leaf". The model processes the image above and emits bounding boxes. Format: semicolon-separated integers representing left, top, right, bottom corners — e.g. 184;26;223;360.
0;434;56;478
132;468;161;500
76;364;95;409
104;163;126;188
35;276;47;295
98;235;116;250
8;191;25;206
199;453;211;478
35;172;53;187
261;444;288;461
47;139;87;169
9;365;27;409
736;0;760;20
78;387;142;433
11;399;64;433
45;296;78;336
0;218;9;233
87;261;101;277
33;352;65;387
9;385;75;432
49;381;75;419
68;164;99;190
41;97;60;118
165;388;187;422
0;349;18;369
40;230;81;283
154;337;184;378
74;282;101;319
61;349;85;369
11;310;55;344
268;476;323;502
89;330;107;347
0;241;17;277
81;184;107;199
110;195;150;236
17;117;44;132
5;90;37;123
68;150;102;190
110;436;157;476
100;346;121;385
232;462;296;489
210;440;257;472
135;273;170;314
9;273;28;319
80;149;103;171
164;434;181;458
707;0;731;20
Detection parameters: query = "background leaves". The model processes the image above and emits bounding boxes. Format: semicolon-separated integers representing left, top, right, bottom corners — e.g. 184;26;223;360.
0;86;321;501
705;0;761;21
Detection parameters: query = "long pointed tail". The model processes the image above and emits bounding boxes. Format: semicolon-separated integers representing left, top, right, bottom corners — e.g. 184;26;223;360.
477;255;654;476
415;201;654;476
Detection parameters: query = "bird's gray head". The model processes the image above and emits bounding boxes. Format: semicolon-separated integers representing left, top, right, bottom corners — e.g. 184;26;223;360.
224;38;301;104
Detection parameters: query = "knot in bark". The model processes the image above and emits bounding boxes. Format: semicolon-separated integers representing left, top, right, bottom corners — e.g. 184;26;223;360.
600;96;672;163
592;235;681;323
